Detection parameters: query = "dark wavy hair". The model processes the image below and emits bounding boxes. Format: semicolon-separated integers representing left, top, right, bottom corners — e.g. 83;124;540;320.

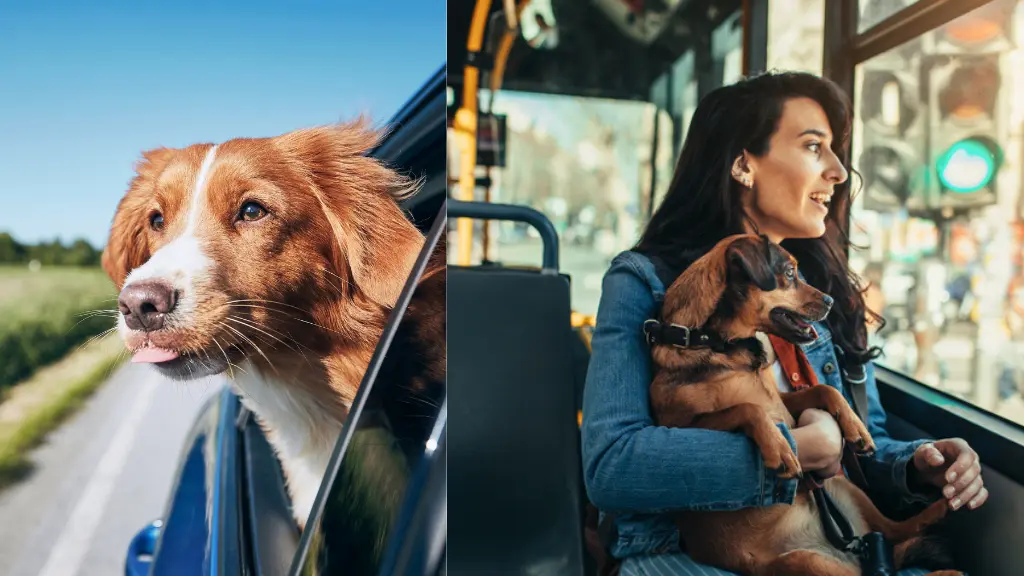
634;70;882;366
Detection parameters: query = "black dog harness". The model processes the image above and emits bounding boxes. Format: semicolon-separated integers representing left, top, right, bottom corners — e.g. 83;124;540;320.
642;319;764;357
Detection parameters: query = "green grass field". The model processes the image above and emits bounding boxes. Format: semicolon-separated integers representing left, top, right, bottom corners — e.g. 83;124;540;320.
0;265;118;390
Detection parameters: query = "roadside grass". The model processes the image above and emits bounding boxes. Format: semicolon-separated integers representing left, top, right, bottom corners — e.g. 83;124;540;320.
0;265;118;390
0;333;127;489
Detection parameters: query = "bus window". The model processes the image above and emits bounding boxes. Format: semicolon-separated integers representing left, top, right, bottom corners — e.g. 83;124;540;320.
850;0;1024;426
449;92;656;315
767;0;826;75
859;0;924;33
713;10;744;86
447;1;755;317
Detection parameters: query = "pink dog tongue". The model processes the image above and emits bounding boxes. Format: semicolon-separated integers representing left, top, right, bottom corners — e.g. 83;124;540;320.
132;347;180;363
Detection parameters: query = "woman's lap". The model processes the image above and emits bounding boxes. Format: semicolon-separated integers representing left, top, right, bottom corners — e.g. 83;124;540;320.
619;552;946;576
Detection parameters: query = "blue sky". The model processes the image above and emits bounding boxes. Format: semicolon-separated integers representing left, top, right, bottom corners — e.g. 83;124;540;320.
0;1;445;247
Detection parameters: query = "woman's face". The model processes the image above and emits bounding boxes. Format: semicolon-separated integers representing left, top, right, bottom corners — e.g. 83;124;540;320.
734;97;849;243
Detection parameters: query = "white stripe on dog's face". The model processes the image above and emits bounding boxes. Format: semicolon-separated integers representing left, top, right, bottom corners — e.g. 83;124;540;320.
122;145;219;325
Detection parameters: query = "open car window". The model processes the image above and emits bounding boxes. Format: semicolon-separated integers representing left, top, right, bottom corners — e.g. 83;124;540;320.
287;200;447;576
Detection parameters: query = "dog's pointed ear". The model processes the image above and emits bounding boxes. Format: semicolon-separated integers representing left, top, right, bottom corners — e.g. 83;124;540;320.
102;148;172;289
278;120;425;307
727;235;777;292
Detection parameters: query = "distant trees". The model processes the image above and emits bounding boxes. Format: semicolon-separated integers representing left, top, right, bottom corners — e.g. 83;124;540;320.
0;233;103;267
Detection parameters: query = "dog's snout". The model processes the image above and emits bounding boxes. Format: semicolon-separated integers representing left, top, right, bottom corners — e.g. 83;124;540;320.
119;280;177;332
822;294;834;309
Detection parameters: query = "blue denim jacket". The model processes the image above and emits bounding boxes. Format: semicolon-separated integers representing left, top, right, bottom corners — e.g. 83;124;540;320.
580;250;935;559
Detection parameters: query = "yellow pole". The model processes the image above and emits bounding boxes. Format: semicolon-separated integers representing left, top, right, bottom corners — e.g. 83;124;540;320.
480;0;529;262
453;0;493;265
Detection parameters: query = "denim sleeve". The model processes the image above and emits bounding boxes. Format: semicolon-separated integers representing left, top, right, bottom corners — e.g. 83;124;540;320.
580;257;800;514
856;361;937;510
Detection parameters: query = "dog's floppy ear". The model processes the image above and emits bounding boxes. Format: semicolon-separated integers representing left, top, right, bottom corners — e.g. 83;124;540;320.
101;148;171;289
278;120;424;307
726;235;777;292
101;206;149;290
663;248;731;328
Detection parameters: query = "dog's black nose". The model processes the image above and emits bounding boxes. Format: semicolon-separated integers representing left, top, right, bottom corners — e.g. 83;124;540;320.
823;294;834;309
119;280;177;332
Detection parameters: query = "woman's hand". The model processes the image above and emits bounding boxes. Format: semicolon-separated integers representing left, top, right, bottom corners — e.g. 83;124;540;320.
911;438;988;511
791;408;844;478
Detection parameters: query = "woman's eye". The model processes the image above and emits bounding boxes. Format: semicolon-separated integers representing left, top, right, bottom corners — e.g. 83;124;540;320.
239;201;268;222
807;142;821;154
149;212;165;231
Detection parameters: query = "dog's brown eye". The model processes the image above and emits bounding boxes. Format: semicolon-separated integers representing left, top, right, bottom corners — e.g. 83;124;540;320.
239;201;268;222
149;212;164;231
785;268;796;280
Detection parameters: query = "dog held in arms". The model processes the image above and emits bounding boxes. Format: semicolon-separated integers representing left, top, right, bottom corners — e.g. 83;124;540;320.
647;234;957;576
101;119;446;529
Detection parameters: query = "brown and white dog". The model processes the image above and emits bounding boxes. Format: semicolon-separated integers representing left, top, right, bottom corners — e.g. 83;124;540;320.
101;119;439;528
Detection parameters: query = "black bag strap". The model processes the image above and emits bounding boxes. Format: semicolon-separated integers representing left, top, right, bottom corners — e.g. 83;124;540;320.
833;345;870;423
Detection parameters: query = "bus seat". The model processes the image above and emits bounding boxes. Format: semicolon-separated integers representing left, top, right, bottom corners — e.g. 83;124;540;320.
448;263;586;575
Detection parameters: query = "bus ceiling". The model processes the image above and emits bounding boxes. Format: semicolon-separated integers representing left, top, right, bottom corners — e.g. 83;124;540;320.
447;0;743;104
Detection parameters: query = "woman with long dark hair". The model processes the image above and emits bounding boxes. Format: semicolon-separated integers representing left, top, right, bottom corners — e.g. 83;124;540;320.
581;71;987;575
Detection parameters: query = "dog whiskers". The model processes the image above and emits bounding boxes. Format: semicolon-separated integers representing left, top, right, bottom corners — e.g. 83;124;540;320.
76;326;119;353
225;315;302;353
224;298;309;314
209;335;234;375
224;316;317;371
76;309;120;318
223;301;346;337
219;321;279;377
66;313;118;335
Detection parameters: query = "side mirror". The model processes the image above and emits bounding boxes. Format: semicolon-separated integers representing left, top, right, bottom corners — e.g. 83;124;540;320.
124;519;162;576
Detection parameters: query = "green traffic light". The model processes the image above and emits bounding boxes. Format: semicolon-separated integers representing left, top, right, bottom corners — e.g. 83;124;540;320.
937;138;997;193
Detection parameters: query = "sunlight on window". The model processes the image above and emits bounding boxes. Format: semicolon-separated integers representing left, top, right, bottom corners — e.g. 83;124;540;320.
767;0;825;75
851;1;1024;427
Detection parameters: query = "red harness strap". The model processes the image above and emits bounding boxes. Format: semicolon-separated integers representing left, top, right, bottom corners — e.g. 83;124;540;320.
766;334;872;490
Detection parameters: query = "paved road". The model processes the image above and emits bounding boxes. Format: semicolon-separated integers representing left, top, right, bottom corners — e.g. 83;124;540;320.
0;362;222;576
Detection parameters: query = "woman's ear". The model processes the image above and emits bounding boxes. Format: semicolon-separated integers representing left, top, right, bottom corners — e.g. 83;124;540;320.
731;153;755;188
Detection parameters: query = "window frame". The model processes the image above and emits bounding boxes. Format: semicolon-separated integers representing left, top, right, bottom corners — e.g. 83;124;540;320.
822;0;1024;437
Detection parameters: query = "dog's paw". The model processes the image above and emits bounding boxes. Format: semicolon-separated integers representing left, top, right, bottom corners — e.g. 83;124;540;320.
835;409;876;456
758;427;802;479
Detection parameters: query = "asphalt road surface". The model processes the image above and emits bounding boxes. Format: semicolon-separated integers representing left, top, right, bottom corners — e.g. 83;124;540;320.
0;362;222;576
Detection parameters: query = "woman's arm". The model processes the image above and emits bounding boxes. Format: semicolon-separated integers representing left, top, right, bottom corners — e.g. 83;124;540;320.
580;255;801;513
854;361;939;511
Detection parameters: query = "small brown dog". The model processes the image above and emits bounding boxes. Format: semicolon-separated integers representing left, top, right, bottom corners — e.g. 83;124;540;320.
647;234;958;576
